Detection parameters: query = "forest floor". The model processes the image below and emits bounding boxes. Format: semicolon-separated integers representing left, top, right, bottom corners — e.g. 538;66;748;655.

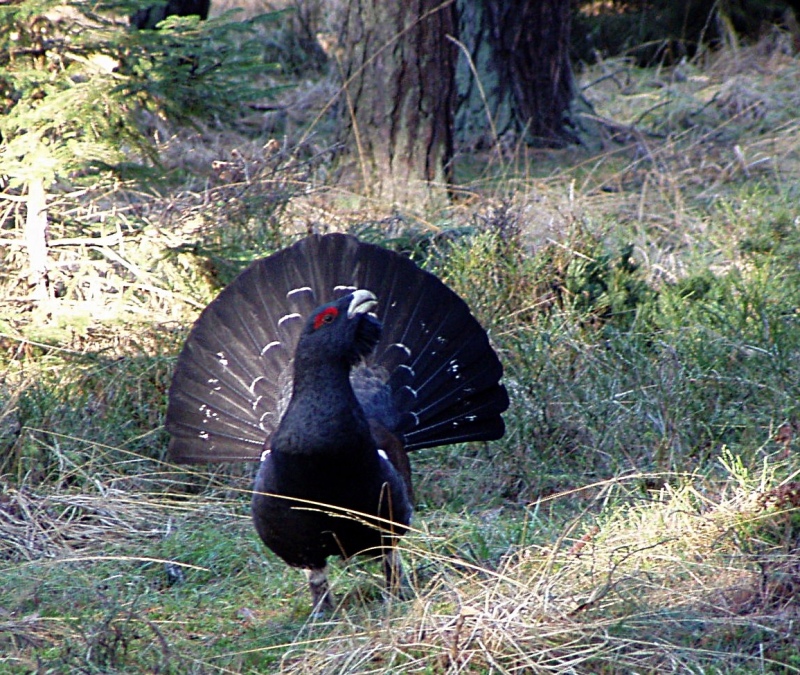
2;14;800;675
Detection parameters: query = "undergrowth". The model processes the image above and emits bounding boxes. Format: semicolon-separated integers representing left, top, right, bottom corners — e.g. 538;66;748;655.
2;18;800;675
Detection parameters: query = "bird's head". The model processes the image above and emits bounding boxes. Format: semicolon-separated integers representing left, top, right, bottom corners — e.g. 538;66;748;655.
297;289;382;367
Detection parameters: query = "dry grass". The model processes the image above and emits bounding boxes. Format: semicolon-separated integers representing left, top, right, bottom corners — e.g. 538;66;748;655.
2;19;800;675
264;469;800;674
4;459;794;673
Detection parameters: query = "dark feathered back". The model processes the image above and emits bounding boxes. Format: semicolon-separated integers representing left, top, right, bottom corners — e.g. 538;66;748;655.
166;233;508;463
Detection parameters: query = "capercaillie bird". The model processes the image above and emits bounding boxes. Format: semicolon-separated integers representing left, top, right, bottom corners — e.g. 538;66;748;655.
165;233;509;614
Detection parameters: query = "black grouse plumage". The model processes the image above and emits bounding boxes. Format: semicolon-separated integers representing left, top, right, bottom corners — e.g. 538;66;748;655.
166;233;509;613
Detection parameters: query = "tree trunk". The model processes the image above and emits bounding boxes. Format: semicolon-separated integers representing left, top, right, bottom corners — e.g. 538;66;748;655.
25;177;49;301
339;0;457;210
455;0;577;151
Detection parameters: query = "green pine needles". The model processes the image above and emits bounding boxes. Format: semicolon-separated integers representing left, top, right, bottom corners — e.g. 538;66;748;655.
0;1;282;186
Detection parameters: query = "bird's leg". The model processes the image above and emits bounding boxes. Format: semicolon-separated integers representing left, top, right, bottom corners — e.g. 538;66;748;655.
306;566;335;616
382;545;408;599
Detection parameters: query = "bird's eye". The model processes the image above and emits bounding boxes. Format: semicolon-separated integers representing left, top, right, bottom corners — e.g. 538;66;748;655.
313;307;339;330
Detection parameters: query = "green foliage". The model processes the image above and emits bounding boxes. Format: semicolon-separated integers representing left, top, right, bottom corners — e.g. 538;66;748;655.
170;192;292;289
398;199;800;494
712;183;800;261
572;0;794;64
3;348;174;482
117;9;285;123
559;240;654;330
0;1;282;189
2;24;800;673
1;2;134;186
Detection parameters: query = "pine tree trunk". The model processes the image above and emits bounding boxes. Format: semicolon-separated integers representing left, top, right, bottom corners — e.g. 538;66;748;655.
339;0;457;210
24;177;49;300
455;0;576;150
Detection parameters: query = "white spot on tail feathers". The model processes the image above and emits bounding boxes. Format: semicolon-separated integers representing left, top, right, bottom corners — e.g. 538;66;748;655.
199;404;218;421
378;449;389;462
334;285;357;293
448;359;462;380
391;342;411;357
287;287;312;298
258;411;274;432
261;341;281;355
278;313;301;326
216;351;228;367
249;376;266;393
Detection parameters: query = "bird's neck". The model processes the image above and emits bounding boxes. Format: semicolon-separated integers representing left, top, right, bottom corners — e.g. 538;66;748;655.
292;354;351;391
273;357;373;456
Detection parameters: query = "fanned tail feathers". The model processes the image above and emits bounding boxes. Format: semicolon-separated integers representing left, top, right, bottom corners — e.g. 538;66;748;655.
166;233;509;463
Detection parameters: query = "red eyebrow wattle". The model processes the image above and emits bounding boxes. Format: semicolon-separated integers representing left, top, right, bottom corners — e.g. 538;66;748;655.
313;306;339;330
